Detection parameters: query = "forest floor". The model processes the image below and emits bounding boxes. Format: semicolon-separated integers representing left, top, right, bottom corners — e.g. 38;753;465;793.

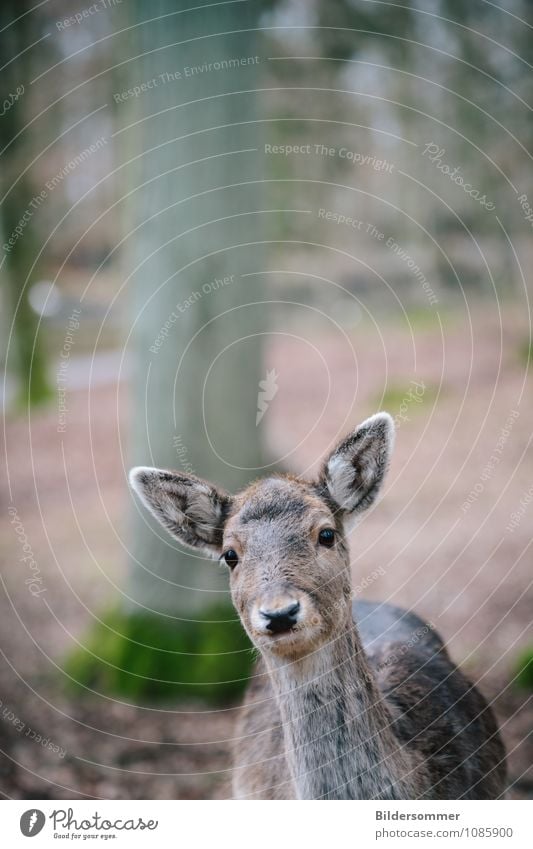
1;300;532;799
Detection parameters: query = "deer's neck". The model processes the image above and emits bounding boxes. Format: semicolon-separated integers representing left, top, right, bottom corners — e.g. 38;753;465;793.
266;618;419;800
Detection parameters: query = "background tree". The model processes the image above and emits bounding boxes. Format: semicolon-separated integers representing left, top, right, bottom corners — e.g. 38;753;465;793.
71;0;270;701
0;1;50;407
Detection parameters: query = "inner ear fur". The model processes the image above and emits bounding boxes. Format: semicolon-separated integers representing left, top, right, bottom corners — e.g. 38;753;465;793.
129;466;232;557
318;412;394;519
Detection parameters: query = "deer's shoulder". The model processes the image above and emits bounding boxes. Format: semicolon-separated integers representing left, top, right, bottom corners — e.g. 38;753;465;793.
354;598;444;659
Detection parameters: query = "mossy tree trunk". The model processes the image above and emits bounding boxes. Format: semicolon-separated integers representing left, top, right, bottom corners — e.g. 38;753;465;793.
71;0;267;701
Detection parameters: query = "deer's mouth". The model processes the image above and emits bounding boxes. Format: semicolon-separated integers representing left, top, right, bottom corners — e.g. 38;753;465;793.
267;623;298;638
258;620;321;655
253;622;297;642
252;621;300;645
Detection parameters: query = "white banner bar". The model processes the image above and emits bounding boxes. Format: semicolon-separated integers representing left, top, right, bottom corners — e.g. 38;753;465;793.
1;799;531;848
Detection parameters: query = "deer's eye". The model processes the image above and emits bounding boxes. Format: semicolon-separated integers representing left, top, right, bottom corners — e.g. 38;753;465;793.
318;528;335;547
223;549;239;569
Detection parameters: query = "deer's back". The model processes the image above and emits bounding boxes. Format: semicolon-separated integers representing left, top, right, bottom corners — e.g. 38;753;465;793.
356;600;506;799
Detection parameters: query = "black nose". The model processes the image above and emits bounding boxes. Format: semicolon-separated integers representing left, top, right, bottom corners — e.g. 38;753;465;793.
260;601;301;633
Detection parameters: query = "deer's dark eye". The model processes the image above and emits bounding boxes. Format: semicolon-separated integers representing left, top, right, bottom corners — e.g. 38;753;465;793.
318;528;335;547
223;549;239;569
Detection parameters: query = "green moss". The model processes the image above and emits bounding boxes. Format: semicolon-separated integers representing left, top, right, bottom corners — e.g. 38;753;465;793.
64;605;254;703
518;337;532;370
375;381;438;414
515;649;533;690
376;306;449;332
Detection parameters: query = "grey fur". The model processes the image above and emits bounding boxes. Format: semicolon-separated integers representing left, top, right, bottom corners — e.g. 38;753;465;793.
129;413;507;800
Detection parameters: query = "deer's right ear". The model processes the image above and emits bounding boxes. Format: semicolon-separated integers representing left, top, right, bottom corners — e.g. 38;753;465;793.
128;467;233;558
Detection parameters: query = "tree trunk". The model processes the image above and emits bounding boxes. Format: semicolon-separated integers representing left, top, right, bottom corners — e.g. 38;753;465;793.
125;0;265;617
67;0;267;702
0;1;50;407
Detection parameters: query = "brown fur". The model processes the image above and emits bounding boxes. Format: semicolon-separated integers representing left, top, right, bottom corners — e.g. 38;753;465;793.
130;413;507;800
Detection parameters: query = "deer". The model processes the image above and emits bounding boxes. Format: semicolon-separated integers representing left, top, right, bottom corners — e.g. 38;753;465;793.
129;412;507;800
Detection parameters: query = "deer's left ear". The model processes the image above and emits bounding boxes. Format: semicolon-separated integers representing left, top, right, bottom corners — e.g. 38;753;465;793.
129;467;233;558
318;413;395;521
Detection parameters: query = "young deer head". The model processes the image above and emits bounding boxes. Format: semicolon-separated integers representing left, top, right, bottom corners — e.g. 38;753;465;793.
129;413;394;660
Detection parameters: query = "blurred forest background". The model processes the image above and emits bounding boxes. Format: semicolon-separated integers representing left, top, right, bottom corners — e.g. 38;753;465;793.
0;0;532;799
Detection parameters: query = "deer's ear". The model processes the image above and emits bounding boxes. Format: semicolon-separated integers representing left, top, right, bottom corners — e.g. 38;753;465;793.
318;413;395;521
129;467;232;558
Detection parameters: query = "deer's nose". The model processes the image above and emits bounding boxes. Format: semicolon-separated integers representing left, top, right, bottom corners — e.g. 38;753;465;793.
259;601;300;633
